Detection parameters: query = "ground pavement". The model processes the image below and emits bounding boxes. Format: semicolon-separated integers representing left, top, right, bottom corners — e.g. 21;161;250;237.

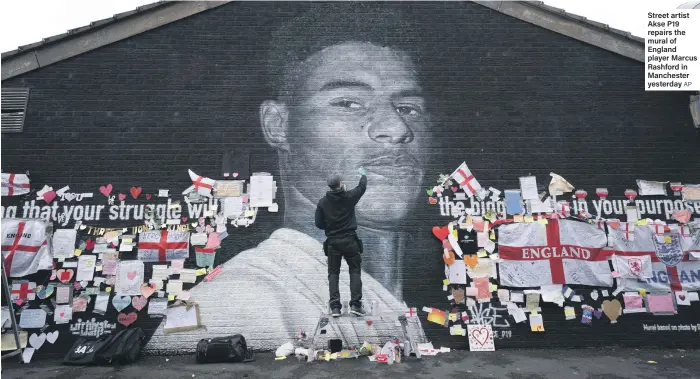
1;347;698;379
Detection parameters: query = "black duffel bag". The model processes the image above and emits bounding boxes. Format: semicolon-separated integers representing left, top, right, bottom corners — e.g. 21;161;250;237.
196;334;254;363
63;328;144;366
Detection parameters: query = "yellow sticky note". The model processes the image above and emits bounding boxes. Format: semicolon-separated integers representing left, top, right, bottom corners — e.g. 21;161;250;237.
524;216;534;223
477;250;488;258
122;237;133;244
490;284;498;292
636;219;648;226
490;230;496;240
448;313;458;321
664;236;672;244
244;210;255;217
451;229;458;237
105;287;112;293
513;215;524;223
442;279;450;286
538;218;548;225
74;249;82;257
96;265;103;272
168;294;176;301
639;289;647;296
195;268;208;276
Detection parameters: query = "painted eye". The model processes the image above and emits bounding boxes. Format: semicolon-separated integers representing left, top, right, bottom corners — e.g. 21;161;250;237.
331;99;364;109
395;105;422;117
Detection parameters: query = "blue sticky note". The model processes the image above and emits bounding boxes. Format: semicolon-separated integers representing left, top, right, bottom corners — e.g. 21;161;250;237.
505;190;523;215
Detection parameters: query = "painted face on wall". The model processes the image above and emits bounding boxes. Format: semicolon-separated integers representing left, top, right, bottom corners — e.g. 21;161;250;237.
262;42;432;227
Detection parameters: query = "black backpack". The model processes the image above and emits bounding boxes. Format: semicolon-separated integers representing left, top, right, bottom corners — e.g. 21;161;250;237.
196;334;254;363
63;328;145;366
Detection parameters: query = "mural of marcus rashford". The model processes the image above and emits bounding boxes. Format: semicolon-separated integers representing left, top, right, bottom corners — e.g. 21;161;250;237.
150;4;434;350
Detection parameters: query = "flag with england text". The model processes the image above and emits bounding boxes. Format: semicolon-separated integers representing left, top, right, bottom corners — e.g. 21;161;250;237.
609;224;700;292
497;219;612;287
1;219;52;277
1;173;30;196
138;230;190;262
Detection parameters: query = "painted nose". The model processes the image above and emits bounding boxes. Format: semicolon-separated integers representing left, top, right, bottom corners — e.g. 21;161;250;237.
368;105;414;144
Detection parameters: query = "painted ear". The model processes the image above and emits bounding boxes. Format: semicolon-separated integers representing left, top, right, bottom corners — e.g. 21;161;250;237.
260;100;290;152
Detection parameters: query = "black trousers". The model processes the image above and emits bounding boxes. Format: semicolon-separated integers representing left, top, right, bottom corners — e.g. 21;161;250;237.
326;236;363;309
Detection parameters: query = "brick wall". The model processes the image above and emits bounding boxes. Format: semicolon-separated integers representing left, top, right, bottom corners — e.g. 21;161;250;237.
2;2;699;358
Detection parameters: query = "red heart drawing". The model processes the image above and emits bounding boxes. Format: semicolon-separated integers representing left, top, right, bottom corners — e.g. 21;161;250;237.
118;312;138;327
428;197;437;205
118;193;126;201
15;299;23;306
42;191;57;203
57;269;74;283
130;187;142;199
471;326;491;346
59;312;65;317
127;271;138;280
99;184;113;197
145;194;152;200
624;189;637;201
432;226;449;241
679;294;686;301
366;320;373;326
575;190;587;199
596;188;608;198
450;186;459;193
85;238;95;251
132;296;148;311
232;172;239;178
181;217;188;223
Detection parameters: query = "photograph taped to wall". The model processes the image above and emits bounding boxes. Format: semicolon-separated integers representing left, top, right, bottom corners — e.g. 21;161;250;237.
214;180;244;198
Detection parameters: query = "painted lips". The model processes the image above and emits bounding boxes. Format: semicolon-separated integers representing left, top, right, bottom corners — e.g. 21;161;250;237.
363;156;420;178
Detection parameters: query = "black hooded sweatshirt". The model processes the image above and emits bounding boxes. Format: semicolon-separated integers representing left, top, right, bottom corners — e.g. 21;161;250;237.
315;175;367;238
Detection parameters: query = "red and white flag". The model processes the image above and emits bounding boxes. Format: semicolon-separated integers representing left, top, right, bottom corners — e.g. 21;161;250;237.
608;224;700;292
611;254;653;279
497;219;612;287
188;169;216;197
137;230;190;262
10;281;36;301
1;219;52;277
451;162;481;197
1;173;30;196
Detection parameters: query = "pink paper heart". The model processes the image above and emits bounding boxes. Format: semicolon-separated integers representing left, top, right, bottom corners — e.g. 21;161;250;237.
232;172;239;178
131;296;148;311
118;193;126;201
43;191;57;203
127;271;137;280
181;217;188;222
118;312;138;327
673;210;691;224
57;269;74;283
99;184;113;197
145;194;152;200
140;283;156;298
15;299;23;306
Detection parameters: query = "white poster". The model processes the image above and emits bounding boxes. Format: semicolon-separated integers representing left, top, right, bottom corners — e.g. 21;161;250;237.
19;309;47;329
76;255;97;282
249;175;274;207
467;325;495;351
52;229;77;259
115;260;144;296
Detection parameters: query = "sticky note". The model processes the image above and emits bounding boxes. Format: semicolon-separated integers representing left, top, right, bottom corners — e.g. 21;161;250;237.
537;218;548;225
105;287;112;293
96;265;103;272
443;279;450;285
489;231;496;240
168;294;176;301
636;219;648;226
513;215;524;223
664;236;672;244
477;250;488;258
611;271;621;278
74;249;82;257
244;210;255;217
524;216;534;223
195;268;207;276
639;289;647;296
448;313;458;321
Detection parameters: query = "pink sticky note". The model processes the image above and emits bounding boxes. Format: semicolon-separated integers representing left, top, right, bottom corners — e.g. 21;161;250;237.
466;287;478;297
611;271;621;278
205;233;221;249
647;294;676;314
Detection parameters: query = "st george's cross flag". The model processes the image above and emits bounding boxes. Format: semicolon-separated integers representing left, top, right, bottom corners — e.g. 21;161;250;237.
137;230;190;262
1;173;30;197
497;219;612;287
608;224;700;292
1;219;52;277
451;162;481;198
187;169;216;197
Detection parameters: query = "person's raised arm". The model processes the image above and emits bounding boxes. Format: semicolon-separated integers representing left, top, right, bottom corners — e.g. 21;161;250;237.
348;168;368;203
315;204;327;230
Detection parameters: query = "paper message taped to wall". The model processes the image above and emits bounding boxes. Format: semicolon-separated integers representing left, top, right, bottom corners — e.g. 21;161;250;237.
636;180;668;196
19;309;47;329
164;304;201;333
249;175;274;207
53;229;77;259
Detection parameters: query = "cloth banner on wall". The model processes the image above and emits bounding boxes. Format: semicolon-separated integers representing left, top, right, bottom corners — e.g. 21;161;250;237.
498;219;612;287
137;230;189;262
1;173;30;196
609;224;700;292
1;219;52;277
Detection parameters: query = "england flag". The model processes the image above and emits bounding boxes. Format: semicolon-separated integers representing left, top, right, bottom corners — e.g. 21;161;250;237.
451;162;481;198
497;219;612;287
608;224;700;292
1;219;52;277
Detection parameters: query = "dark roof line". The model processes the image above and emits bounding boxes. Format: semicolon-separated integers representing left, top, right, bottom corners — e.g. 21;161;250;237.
2;1;644;81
